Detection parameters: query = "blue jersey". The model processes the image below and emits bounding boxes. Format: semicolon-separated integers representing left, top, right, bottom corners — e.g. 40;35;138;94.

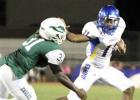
82;17;125;68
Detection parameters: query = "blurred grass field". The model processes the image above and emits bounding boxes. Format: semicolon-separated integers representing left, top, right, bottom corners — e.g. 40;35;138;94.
32;82;140;100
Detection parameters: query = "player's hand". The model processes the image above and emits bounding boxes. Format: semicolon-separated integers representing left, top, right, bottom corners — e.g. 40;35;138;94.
75;88;87;100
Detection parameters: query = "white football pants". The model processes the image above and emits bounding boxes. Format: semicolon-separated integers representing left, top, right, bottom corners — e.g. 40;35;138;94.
67;59;134;100
0;64;37;100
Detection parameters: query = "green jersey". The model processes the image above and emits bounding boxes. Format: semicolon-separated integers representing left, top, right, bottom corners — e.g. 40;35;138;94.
0;34;65;79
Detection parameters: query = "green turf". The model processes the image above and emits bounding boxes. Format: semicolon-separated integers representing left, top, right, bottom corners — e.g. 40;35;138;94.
32;82;140;100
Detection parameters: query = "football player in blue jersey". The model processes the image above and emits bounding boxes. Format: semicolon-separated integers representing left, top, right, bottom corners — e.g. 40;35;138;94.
57;5;134;100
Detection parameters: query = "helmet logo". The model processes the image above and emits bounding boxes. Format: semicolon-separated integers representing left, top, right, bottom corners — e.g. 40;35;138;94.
50;26;65;33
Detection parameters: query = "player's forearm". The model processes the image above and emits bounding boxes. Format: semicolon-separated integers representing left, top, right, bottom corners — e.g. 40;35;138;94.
67;32;89;42
55;72;78;93
49;64;78;92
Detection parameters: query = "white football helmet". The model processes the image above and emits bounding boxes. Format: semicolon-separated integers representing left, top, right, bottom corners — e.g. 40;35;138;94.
39;17;67;44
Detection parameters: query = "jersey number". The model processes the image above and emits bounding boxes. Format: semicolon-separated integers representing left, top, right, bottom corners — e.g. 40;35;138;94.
22;38;43;51
102;46;111;57
57;53;63;62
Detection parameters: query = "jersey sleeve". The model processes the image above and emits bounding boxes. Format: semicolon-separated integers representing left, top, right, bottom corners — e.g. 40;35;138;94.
82;22;100;39
45;50;65;65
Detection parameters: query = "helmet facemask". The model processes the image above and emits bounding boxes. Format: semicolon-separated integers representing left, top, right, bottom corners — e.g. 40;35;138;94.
104;17;119;30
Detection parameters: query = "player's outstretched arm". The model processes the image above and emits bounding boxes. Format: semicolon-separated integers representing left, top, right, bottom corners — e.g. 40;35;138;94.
67;32;89;42
49;63;87;100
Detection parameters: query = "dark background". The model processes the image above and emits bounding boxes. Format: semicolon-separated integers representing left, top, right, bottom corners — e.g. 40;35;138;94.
0;0;140;61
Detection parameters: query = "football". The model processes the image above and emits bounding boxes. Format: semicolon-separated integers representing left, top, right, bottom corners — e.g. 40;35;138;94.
116;39;126;55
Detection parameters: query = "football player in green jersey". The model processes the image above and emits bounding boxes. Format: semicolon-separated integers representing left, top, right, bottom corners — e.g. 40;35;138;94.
0;17;87;100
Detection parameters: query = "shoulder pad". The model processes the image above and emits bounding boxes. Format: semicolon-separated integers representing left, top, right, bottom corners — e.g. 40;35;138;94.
46;50;65;65
82;21;100;38
118;17;126;28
